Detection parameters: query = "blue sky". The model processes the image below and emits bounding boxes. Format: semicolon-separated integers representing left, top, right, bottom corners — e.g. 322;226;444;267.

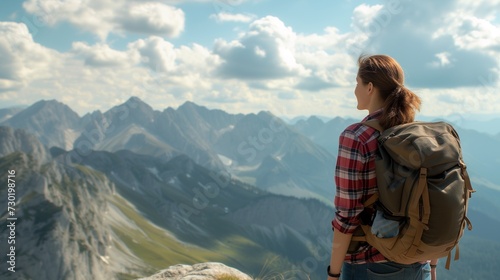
1;0;499;120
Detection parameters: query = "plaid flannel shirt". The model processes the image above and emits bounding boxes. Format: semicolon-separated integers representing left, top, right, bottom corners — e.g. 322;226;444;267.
332;109;386;263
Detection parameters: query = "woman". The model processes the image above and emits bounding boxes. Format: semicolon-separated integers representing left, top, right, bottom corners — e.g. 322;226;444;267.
327;54;437;280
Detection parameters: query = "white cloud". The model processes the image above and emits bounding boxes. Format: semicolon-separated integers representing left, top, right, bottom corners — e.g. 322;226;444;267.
429;52;452;68
118;2;184;37
2;1;500;120
295;27;357;89
210;12;255;23
129;36;177;72
434;13;500;52
0;23;218;114
351;4;383;31
352;0;500;88
72;42;137;67
0;22;59;91
214;16;308;80
23;0;185;40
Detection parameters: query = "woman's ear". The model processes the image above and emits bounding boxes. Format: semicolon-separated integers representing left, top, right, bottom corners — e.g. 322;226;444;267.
367;82;374;95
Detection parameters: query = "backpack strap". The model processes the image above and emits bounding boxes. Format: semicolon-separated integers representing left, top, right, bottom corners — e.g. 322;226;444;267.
350;193;380;242
363;193;379;207
444;165;474;269
445;245;461;270
408;168;430;256
363;119;385;132
462;166;475;230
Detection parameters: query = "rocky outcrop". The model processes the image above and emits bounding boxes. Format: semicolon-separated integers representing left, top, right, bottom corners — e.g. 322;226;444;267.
0;151;117;280
0;126;50;163
139;262;253;280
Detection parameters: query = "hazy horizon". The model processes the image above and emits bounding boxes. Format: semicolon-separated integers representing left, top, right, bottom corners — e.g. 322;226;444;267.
3;97;500;136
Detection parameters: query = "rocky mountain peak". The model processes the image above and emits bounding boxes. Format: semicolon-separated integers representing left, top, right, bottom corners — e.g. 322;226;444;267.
125;96;153;111
6;99;80;125
306;115;324;126
103;96;157;128
0;126;50;163
2;99;82;149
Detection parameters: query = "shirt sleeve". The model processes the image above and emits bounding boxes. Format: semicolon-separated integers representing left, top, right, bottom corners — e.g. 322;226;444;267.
332;129;369;234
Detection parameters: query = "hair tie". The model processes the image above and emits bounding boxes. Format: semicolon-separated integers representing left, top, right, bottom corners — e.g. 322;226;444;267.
393;85;404;94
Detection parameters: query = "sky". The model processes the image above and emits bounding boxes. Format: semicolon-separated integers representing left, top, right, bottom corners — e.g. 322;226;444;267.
0;0;499;120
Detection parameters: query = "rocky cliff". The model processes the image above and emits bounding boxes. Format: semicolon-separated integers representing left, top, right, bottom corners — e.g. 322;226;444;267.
0;151;117;280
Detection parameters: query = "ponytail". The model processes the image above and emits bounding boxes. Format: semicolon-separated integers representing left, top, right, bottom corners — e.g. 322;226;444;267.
380;86;421;129
357;54;421;129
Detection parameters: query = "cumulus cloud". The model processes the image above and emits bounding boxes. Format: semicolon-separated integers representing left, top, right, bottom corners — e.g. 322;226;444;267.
0;22;58;91
2;1;500;119
214;16;308;80
72;42;137;67
434;12;500;52
210;12;255;23
127;36;220;89
0;22;219;113
129;36;177;72
295;27;357;89
349;0;499;88
118;2;184;37
351;4;383;31
23;0;185;40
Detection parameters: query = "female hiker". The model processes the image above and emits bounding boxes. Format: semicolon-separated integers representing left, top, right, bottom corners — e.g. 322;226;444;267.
327;54;438;280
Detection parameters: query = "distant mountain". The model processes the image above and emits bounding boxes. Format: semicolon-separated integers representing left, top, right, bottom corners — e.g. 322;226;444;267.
73;146;334;263
454;126;500;188
0;107;24;123
214;111;336;202
293;115;356;156
1;100;82;150
73;97;232;172
437;234;500;280
4;97;337;203
0;128;335;279
2;108;500;279
418;115;500;136
456;117;500;135
295;115;500;192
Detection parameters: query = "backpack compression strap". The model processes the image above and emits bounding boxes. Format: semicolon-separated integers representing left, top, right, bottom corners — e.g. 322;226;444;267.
444;165;475;269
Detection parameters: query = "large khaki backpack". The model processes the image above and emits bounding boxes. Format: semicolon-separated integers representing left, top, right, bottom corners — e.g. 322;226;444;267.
350;120;475;269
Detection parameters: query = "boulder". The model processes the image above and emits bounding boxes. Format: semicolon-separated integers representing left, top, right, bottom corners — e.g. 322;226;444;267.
139;262;253;280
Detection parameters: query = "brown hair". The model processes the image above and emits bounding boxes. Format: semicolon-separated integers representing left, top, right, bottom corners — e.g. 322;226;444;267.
357;54;421;129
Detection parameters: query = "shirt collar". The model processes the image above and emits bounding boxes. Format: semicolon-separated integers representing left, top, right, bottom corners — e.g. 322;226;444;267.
361;109;383;122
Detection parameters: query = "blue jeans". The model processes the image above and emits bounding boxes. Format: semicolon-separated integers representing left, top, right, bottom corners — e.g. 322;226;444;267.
341;261;431;280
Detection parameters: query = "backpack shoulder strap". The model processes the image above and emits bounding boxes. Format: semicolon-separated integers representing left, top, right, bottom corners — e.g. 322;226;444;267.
363;119;384;132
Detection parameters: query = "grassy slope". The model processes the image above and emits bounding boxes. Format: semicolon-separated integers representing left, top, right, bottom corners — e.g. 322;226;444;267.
109;195;281;280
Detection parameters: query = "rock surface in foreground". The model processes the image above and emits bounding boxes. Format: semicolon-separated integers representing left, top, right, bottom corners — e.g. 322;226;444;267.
139;262;253;280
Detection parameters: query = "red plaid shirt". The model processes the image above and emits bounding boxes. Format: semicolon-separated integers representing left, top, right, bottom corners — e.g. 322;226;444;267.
332;109;386;263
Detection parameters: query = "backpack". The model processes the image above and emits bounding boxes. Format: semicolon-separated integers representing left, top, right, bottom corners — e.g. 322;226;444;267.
349;120;475;269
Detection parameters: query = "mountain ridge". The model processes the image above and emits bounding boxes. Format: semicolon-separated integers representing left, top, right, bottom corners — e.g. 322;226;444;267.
0;126;337;279
2;97;338;203
1;101;499;279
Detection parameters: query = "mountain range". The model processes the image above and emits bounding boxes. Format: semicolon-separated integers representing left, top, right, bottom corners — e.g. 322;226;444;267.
1;97;499;279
